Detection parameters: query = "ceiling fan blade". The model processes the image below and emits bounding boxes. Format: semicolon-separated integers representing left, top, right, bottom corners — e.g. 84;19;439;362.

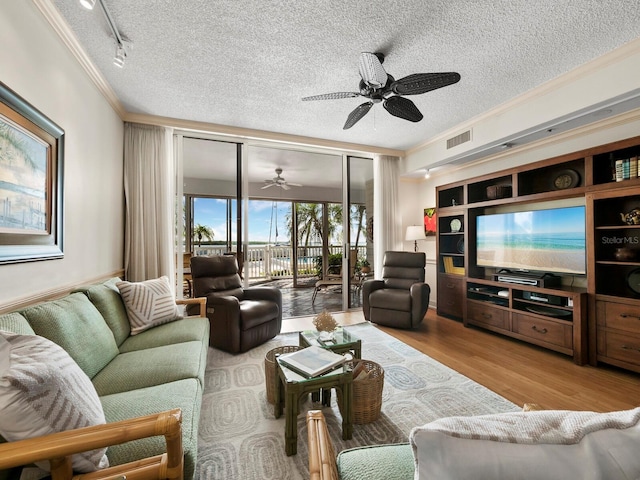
261;183;275;189
383;96;423;122
302;92;360;101
391;72;461;95
343;102;373;130
358;52;388;89
281;184;291;190
286;182;303;187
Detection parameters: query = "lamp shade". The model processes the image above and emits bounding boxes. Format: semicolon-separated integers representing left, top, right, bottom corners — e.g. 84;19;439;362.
405;225;424;241
406;225;424;252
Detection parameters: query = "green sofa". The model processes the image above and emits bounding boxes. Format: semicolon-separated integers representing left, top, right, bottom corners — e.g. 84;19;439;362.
0;278;210;480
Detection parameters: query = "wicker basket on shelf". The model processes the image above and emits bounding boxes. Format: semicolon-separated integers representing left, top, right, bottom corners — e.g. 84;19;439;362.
345;359;385;424
264;345;303;404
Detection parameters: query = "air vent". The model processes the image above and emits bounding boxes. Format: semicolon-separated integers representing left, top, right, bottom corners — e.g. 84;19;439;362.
447;130;471;149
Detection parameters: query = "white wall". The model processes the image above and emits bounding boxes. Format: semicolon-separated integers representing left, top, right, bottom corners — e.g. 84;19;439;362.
0;2;124;308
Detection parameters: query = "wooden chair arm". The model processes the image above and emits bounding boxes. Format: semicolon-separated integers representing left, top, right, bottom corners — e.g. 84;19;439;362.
307;410;339;480
176;297;206;318
0;409;184;480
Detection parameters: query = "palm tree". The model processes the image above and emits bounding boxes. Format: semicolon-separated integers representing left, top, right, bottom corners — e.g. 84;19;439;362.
193;223;214;246
351;204;366;248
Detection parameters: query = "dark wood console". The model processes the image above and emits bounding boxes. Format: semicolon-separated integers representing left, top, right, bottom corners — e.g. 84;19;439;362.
436;135;640;371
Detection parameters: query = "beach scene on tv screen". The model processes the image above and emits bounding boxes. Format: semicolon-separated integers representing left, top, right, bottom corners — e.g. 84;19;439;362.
476;206;586;274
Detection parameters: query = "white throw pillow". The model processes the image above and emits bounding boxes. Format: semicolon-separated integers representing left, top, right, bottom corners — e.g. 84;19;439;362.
116;276;182;335
0;330;109;473
410;408;640;480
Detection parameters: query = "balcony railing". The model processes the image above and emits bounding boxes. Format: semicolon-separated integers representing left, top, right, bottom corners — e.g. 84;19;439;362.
190;244;366;283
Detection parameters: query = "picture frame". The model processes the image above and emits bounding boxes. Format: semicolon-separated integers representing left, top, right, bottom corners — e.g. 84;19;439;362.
0;82;64;264
424;207;436;236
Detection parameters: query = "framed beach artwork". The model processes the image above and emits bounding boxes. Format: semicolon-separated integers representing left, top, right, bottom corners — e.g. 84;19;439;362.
0;82;64;264
424;207;436;236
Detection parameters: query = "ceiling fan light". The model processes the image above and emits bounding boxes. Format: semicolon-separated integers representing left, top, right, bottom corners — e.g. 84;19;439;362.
79;0;96;9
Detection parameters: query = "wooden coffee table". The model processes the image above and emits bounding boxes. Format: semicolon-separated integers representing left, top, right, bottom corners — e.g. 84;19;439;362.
274;355;353;456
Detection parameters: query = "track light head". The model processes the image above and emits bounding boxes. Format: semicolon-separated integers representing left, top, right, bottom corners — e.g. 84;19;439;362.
79;0;96;9
424;169;430;179
114;44;126;68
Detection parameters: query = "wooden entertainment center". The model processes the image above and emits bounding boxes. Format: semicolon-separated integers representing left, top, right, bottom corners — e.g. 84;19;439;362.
436;135;640;372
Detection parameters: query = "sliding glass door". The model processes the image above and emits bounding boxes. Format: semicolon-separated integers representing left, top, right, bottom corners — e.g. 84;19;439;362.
178;135;373;316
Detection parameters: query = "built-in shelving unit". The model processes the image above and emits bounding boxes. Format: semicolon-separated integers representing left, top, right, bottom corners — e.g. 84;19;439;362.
436;135;640;370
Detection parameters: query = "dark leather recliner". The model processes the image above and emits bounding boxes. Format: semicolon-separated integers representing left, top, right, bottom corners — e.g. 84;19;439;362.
190;255;282;353
362;251;430;329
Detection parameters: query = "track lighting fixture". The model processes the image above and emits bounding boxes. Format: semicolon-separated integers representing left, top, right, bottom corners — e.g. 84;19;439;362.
79;0;131;68
424;169;430;179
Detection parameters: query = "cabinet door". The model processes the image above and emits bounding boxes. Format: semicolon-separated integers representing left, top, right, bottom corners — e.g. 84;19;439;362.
437;275;463;318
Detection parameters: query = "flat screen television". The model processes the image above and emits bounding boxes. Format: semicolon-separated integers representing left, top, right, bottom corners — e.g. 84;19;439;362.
475;205;586;275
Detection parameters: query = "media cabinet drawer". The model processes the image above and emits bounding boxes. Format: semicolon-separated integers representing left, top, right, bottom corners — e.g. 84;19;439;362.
512;313;572;349
467;302;508;330
597;330;640;365
596;301;640;335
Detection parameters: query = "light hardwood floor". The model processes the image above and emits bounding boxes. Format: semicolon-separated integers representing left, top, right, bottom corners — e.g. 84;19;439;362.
282;308;640;412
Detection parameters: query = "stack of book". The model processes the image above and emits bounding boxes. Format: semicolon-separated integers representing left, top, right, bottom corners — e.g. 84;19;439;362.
615;155;639;182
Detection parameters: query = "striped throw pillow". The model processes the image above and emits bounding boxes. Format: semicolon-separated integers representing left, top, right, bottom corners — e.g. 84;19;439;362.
116;276;183;335
0;330;109;472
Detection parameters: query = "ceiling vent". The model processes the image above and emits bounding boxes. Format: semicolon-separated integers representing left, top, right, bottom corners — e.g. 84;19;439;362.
446;129;471;149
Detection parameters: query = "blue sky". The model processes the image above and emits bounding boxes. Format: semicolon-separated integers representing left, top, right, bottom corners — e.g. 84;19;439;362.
193;198;291;243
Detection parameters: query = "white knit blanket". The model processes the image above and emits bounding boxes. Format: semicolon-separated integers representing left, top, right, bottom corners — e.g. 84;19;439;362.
412;407;640;445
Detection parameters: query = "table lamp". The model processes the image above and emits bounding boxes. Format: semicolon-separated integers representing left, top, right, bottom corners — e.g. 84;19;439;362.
405;225;425;252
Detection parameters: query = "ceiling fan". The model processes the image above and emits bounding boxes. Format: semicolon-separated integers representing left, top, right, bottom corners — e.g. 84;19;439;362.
261;168;303;190
302;52;461;129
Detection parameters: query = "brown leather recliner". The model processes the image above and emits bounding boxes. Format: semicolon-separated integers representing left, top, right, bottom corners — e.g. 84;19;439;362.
190;255;282;353
362;251;430;329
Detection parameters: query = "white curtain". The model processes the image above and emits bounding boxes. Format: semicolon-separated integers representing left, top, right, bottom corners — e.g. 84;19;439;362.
123;123;175;283
373;154;402;277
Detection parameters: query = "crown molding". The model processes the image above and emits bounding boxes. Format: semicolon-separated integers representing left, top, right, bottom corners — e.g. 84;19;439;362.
32;0;126;119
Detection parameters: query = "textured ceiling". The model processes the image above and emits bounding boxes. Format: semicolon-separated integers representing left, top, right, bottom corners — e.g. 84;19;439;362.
51;0;640;152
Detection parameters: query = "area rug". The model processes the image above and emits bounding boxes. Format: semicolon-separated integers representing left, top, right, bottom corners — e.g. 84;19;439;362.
195;322;520;479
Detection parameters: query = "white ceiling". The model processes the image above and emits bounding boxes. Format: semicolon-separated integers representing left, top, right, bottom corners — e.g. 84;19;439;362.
50;1;640;151
46;0;640;187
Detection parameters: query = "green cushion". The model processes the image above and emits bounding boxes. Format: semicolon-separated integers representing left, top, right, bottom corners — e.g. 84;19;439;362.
74;278;131;346
20;293;119;379
337;443;414;480
118;317;209;353
92;341;207;396
0;312;35;335
100;379;202;480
